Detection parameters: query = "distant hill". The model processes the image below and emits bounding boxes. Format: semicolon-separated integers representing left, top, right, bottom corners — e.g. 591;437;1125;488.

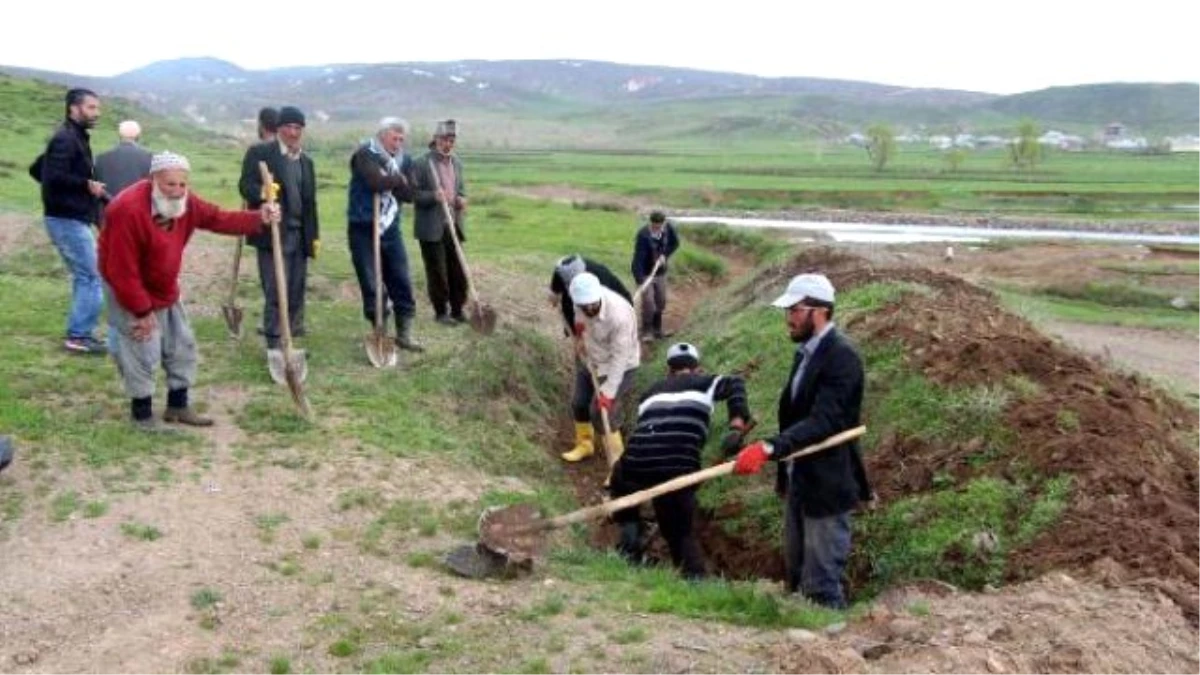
1;58;1195;146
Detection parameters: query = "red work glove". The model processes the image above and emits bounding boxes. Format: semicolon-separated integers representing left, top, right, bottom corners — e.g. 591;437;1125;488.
596;393;615;412
573;321;585;337
733;441;771;475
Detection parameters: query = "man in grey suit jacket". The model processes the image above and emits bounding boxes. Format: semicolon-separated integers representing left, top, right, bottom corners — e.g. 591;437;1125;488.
94;120;152;201
409;119;468;325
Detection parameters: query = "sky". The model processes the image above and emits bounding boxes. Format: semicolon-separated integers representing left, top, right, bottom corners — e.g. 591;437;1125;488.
2;0;1196;95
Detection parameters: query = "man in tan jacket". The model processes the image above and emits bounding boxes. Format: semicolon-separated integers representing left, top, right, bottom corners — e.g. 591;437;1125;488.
564;272;640;466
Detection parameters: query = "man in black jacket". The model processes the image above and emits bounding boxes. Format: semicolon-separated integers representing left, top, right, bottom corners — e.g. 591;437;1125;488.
238;106;320;353
732;273;871;609
549;255;632;462
630;211;680;342
610;342;751;579
409;120;468;325
34;88;108;355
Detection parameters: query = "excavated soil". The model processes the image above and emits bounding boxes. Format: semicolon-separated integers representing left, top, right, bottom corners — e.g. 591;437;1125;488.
559;245;1198;623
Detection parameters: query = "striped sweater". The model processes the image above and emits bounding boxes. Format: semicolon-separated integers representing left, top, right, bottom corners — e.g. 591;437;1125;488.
621;372;750;481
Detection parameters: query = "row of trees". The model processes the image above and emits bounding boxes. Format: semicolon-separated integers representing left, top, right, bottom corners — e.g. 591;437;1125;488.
863;119;1042;171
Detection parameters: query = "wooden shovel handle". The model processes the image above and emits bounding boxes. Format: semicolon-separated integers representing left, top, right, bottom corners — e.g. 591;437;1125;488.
258;161;292;352
545;425;867;529
632;256;664;304
373;193;384;333
428;162;481;306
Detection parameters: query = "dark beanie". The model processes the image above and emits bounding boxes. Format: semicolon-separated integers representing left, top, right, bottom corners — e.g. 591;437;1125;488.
278;106;306;127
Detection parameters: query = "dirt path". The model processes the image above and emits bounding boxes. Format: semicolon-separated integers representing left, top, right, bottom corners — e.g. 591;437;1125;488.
1044;320;1199;397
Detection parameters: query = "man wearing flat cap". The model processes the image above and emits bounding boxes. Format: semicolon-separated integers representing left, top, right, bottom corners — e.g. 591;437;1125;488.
730;273;872;609
239;105;320;356
100;151;280;431
409;119;470;325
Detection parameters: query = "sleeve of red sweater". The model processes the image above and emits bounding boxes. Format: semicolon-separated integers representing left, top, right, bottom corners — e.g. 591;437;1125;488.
190;195;265;236
100;202;155;317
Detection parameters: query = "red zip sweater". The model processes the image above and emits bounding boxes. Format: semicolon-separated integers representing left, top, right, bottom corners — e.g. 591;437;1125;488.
99;179;264;317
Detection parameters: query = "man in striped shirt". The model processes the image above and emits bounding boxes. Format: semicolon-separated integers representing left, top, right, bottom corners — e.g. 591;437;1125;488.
609;343;752;579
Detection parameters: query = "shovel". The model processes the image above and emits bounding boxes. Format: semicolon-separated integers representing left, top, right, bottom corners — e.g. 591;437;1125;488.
428;164;496;335
220;236;245;339
445;426;867;578
364;194;398;368
259;161;311;418
631;255;664;306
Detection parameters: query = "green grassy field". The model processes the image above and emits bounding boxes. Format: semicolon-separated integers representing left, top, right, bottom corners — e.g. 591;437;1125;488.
1;73;1196;672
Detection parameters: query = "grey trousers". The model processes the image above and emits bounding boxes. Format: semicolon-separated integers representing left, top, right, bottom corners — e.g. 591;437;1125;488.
783;480;853;609
571;361;637;433
640;275;668;329
106;290;197;400
256;240;308;348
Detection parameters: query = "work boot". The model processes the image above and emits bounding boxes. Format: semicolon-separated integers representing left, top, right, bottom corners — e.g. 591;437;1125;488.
652;312;671;340
561;422;595;462
396;316;425;352
131;417;178;434
163;406;214;427
602;432;625;488
435;314;456;326
616;521;646;565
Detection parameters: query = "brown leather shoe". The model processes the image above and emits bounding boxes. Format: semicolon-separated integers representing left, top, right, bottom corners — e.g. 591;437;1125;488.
163;407;214;427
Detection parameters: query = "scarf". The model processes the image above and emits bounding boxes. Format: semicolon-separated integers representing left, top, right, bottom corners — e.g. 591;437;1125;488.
367;136;401;233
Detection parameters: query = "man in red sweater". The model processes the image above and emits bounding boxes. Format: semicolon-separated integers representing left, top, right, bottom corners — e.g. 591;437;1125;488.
100;151;279;431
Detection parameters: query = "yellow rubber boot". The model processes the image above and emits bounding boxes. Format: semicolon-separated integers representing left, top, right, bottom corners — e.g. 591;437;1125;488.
602;432;625;488
561;422;595;462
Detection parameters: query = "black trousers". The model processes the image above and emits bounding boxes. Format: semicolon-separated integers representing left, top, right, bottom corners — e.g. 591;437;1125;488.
611;464;705;579
418;234;467;318
255;232;307;349
348;223;416;324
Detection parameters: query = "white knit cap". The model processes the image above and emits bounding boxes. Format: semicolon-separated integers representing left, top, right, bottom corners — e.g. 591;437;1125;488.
666;342;700;368
117;120;141;140
150;151;190;174
569;272;603;306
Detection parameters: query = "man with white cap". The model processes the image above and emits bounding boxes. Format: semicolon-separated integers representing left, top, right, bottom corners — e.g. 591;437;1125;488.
565;272;640;466
609;342;752;579
549;254;632;461
94;120;152;203
99;151;281;431
731;273;872;609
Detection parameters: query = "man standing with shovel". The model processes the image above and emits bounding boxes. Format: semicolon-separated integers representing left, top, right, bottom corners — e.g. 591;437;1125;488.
565;272;640;470
731;273;873;609
239;106;319;373
631;211;680;343
347;117;423;354
99;151;279;431
410;120;469;326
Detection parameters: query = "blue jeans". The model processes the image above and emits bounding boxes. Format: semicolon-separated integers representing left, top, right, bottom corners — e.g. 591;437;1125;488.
784;486;852;609
44;216;103;340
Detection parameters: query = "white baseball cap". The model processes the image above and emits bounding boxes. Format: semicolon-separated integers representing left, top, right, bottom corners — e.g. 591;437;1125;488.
569;272;603;305
771;273;835;308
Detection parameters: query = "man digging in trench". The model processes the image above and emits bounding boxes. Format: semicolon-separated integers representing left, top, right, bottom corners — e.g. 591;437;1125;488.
609;342;752;579
99;151;280;431
549;254;632;462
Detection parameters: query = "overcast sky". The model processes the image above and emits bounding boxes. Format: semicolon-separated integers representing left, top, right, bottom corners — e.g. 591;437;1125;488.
3;0;1196;95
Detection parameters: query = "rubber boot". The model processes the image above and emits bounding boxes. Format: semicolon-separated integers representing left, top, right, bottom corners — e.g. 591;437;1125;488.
396;315;425;352
561;422;595;462
602;432;625;487
616;521;646;565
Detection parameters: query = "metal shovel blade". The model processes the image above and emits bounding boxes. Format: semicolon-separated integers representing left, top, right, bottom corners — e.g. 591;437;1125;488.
267;348;286;385
469;302;498;336
477;504;546;566
286;348;308;384
364;331;397;368
221;304;244;339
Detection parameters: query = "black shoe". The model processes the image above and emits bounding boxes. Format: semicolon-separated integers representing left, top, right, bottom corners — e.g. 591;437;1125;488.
435;314;456;326
450;312;467;324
